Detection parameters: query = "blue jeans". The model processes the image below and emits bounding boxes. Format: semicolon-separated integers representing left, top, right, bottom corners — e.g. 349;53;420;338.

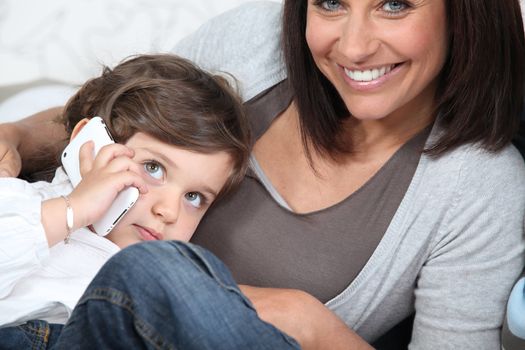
53;241;301;349
0;320;63;349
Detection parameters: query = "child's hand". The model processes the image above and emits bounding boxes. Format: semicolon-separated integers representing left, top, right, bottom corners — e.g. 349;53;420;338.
67;141;148;230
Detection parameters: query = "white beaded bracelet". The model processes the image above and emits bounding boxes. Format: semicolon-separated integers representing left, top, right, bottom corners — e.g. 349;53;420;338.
62;195;74;244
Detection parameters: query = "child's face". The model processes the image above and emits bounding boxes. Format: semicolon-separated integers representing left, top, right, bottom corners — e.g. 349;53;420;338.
105;132;234;248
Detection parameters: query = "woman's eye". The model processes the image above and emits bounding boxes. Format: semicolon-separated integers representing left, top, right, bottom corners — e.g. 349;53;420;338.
382;1;408;13
185;192;204;208
143;161;164;180
316;0;342;12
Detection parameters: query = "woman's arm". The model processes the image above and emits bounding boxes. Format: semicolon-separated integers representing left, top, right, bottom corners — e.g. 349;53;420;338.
173;1;286;102
240;285;373;350
0;106;66;177
411;146;525;348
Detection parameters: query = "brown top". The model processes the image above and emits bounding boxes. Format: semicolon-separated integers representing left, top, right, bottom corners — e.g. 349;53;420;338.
191;81;428;302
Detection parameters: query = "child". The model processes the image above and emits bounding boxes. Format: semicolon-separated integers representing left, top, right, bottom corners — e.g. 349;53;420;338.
0;54;250;347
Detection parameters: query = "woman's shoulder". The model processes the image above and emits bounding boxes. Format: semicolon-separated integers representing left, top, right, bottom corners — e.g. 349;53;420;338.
173;1;286;101
412;136;525;234
430;141;525;187
424;122;525;190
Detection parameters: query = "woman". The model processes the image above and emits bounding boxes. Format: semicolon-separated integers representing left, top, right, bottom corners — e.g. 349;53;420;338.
0;0;524;348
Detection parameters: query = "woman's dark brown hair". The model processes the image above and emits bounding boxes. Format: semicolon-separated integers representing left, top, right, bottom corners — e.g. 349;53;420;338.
59;54;250;199
282;0;525;157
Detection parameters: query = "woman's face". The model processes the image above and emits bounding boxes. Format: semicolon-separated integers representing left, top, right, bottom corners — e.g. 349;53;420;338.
305;0;448;121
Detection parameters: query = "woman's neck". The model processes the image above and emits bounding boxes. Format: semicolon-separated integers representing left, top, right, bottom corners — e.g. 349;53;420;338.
252;102;434;212
345;87;438;159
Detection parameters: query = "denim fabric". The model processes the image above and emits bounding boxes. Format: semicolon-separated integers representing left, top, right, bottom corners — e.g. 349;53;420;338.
0;320;63;350
53;241;301;349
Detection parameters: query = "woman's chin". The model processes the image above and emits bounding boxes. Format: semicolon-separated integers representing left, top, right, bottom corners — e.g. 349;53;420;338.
348;109;391;122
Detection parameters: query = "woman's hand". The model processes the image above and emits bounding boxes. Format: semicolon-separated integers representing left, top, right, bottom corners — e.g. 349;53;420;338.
0;122;22;177
0;107;67;177
239;285;373;350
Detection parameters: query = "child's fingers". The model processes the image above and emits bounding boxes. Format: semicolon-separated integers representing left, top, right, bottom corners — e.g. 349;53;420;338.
92;143;135;169
108;170;148;194
99;154;143;177
70;170;147;227
78;141;95;177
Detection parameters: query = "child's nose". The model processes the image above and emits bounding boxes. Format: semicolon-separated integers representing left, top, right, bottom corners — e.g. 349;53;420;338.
152;196;179;224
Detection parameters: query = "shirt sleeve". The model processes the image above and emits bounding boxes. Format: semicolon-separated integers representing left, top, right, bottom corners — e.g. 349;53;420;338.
0;177;59;298
410;146;525;349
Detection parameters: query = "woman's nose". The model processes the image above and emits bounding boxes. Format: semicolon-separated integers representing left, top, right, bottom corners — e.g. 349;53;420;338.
338;16;380;64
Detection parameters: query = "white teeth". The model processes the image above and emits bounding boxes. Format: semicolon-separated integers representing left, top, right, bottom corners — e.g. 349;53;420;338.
344;65;394;82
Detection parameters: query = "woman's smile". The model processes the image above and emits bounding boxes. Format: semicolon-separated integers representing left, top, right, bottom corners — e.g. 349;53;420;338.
343;63;395;82
340;62;404;91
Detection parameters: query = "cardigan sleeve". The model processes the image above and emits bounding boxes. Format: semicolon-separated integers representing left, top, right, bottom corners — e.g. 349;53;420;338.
410;145;525;349
172;1;287;102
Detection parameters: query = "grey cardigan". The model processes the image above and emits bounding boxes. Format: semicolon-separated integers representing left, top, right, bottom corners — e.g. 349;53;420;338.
174;2;525;348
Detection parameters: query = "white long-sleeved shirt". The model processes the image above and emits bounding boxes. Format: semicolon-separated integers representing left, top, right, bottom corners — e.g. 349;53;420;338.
0;167;119;327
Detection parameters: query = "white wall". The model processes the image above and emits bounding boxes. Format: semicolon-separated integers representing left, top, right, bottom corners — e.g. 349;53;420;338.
0;0;280;87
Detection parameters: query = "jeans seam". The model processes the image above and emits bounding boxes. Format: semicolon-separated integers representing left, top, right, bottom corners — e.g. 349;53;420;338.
14;322;49;350
78;287;176;350
42;326;50;350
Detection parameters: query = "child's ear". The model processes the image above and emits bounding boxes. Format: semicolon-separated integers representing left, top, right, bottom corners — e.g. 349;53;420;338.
69;118;90;142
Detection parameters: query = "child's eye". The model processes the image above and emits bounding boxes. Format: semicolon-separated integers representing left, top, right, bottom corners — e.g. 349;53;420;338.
143;161;165;180
185;192;204;208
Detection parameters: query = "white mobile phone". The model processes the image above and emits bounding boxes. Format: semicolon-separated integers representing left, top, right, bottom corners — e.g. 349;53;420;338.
61;116;139;236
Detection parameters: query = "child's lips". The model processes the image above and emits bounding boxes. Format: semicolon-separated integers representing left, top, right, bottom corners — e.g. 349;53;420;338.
134;224;163;241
